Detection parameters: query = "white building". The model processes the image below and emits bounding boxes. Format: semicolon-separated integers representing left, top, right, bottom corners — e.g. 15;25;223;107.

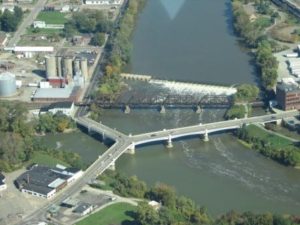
33;21;46;28
0;173;7;191
48;101;75;117
84;0;121;5
73;203;94;216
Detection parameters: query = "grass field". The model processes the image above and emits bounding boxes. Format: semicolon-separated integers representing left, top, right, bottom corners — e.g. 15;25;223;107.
37;11;67;24
76;203;137;225
28;152;69;167
246;125;293;148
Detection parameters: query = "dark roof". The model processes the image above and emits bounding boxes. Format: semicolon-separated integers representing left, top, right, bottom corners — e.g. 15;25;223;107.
0;180;4;186
65;167;81;174
0;173;5;181
277;83;300;93
15;166;70;194
49;101;73;109
74;203;92;213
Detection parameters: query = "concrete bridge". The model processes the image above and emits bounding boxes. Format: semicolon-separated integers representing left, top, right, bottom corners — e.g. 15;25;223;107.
75;110;299;171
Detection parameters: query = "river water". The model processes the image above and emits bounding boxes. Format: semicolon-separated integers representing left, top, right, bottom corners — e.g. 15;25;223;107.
43;0;300;217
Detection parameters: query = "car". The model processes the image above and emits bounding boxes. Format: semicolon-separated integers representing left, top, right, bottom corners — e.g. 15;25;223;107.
150;134;157;137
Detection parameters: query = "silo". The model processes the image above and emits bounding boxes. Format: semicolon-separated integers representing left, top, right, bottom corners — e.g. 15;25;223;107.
45;55;57;79
80;57;88;80
74;58;81;74
63;57;73;81
56;56;63;77
0;72;17;97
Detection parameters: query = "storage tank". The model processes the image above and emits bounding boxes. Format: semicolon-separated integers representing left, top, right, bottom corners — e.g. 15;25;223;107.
80;57;88;80
0;72;17;97
74;58;81;74
56;56;63;77
63;57;73;81
45;55;57;79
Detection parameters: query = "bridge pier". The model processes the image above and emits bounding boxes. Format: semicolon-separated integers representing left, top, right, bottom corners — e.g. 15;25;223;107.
160;105;166;114
108;161;116;171
126;143;135;154
124;105;131;114
276;118;282;125
165;135;173;148
102;132;105;141
196;105;202;114
202;129;209;142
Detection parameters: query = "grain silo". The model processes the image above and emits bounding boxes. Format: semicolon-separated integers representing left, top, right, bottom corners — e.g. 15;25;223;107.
56;56;63;77
0;72;16;97
45;55;57;79
80;58;88;80
74;58;81;74
63;57;73;81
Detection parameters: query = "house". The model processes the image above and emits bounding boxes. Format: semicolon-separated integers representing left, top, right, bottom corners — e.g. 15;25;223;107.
83;0;122;5
15;165;82;199
276;81;300;110
0;32;8;47
33;21;46;29
0;173;7;191
73;203;94;216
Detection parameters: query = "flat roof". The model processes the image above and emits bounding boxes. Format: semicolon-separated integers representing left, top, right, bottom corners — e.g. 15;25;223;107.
48;178;66;188
74;203;93;213
33;88;73;99
277;83;300;93
13;46;54;52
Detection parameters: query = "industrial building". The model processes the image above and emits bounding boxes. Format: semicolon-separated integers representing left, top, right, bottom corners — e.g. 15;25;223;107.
0;173;7;191
276;80;300;110
45;54;89;87
0;71;17;97
5;46;54;58
15;165;82;199
73;203;94;216
32;86;81;102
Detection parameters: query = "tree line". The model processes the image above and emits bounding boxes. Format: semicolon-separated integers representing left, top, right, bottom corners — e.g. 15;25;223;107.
232;0;279;91
0;7;23;32
0;101;82;172
96;170;300;225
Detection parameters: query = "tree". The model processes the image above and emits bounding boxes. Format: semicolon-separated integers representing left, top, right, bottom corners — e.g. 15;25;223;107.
135;202;160;225
90;32;105;46
235;84;259;102
1;9;18;32
14;6;23;21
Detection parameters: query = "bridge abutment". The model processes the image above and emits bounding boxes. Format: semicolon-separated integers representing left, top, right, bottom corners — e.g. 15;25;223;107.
124;105;131;114
196;105;202;114
165;135;173;148
160;105;166;114
202;130;209;142
126;143;136;154
108;161;116;171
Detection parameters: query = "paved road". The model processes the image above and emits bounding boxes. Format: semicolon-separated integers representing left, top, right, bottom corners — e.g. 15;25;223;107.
7;0;47;47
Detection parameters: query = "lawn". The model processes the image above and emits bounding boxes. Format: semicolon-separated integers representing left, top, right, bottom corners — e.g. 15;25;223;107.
28;152;69;167
37;11;67;24
26;27;62;35
76;203;137;225
246;124;293;148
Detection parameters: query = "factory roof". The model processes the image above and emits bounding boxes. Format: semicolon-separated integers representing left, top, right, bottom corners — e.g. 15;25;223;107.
277;82;300;93
48;178;66;188
13;46;54;52
33;87;73;99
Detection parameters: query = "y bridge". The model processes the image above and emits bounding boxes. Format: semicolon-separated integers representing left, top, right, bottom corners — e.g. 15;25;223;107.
75;110;299;173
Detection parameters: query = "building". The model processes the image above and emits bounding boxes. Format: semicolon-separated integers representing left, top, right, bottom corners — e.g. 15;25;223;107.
148;200;161;211
32;86;81;103
73;202;94;216
5;46;54;58
84;0;122;5
276;81;300;110
0;173;7;191
40;101;75;116
15;165;82;199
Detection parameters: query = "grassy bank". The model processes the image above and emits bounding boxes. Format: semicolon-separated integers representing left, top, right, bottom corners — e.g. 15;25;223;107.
237;124;300;166
76;203;136;225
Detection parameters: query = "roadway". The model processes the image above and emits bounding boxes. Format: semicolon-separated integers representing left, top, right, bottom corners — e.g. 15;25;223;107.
7;0;47;47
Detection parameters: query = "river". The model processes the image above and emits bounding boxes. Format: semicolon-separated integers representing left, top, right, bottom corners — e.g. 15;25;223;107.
43;0;300;217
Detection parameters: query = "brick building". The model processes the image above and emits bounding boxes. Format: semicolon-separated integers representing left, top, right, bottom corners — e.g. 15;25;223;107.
276;82;300;110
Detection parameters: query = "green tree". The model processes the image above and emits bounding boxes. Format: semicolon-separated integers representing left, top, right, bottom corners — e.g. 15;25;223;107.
90;32;105;46
1;9;18;32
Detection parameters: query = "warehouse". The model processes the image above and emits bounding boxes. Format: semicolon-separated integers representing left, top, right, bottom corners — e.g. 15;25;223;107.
15;165;82;199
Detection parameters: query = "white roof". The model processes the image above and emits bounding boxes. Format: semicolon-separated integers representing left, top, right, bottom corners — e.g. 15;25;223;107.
48;178;65;188
13;46;54;52
33;87;73;99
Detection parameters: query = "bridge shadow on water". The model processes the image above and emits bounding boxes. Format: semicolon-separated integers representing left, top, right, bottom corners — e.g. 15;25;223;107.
77;124;115;148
